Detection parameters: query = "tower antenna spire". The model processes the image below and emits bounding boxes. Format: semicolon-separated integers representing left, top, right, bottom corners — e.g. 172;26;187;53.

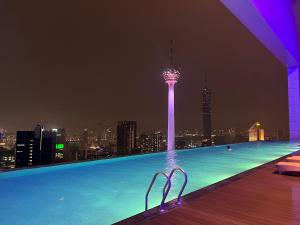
170;39;174;68
204;73;208;88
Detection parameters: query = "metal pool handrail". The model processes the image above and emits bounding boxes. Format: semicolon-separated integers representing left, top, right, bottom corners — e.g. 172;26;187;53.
145;167;188;213
164;167;188;205
145;172;170;211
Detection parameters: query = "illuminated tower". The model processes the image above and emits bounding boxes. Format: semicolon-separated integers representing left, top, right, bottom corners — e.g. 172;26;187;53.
202;76;212;146
163;41;181;151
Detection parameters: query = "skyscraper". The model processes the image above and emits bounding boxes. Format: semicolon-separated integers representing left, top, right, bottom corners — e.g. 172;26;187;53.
40;130;56;165
52;128;66;161
15;131;35;167
80;128;89;160
150;131;162;152
116;121;137;155
15;125;56;168
138;133;150;153
65;138;80;161
201;76;212;146
162;40;181;151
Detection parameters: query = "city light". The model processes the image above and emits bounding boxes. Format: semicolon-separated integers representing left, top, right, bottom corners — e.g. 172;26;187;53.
56;143;65;149
162;68;181;83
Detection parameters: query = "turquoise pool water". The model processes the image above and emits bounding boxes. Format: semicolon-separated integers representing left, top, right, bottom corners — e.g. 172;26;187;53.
0;142;297;225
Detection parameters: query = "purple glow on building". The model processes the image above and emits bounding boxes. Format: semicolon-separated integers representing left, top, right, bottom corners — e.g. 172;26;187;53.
251;0;299;62
163;68;180;151
288;67;300;140
220;0;300;140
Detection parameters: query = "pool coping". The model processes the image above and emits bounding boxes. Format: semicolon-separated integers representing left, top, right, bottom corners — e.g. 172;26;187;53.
0;151;166;173
0;141;261;173
114;149;300;225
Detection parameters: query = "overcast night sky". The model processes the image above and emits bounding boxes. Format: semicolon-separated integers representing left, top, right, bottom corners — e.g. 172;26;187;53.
0;0;288;133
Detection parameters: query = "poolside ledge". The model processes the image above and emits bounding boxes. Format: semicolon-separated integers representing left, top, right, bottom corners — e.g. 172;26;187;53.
115;150;300;225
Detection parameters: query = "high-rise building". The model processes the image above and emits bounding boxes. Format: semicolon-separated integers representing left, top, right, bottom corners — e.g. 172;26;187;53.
138;133;150;153
249;122;265;142
1;132;16;150
101;127;114;147
162;40;181;151
150;131;162;152
0;149;15;169
97;122;102;145
15;125;56;168
40;130;56;165
201;76;212;146
15;131;35;167
65;138;80;161
80;128;89;160
52;128;66;161
116;121;137;155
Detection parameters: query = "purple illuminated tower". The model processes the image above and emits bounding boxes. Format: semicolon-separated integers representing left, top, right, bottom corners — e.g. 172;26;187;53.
163;41;181;151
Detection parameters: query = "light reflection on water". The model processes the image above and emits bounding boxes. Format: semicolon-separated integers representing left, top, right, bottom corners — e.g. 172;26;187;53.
165;149;178;174
165;149;181;200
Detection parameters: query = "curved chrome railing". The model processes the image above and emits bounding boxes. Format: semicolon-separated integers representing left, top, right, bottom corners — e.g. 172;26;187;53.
145;167;188;213
145;172;170;211
165;167;188;205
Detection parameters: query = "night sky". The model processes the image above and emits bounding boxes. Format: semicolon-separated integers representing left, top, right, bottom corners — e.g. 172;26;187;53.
0;0;288;133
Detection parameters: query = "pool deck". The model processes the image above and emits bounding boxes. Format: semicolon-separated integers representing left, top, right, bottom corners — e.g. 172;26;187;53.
117;152;300;225
142;163;300;225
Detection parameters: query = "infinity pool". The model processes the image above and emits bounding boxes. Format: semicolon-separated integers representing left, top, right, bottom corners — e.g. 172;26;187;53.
0;142;297;225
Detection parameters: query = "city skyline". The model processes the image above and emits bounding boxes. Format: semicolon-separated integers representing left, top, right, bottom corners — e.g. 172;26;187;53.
0;2;299;225
0;0;289;133
0;119;280;169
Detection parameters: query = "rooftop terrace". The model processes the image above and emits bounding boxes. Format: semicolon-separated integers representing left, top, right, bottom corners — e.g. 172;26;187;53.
118;152;300;225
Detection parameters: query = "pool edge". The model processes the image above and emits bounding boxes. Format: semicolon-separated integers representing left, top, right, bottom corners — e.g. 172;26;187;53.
114;149;300;225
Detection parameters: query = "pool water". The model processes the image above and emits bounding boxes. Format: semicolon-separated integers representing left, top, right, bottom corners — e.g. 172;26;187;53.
0;142;297;225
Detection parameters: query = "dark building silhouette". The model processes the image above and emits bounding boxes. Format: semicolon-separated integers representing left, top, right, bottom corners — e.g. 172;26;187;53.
201;76;212;146
117;121;137;155
15;131;35;167
15;125;56;168
40;130;56;164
